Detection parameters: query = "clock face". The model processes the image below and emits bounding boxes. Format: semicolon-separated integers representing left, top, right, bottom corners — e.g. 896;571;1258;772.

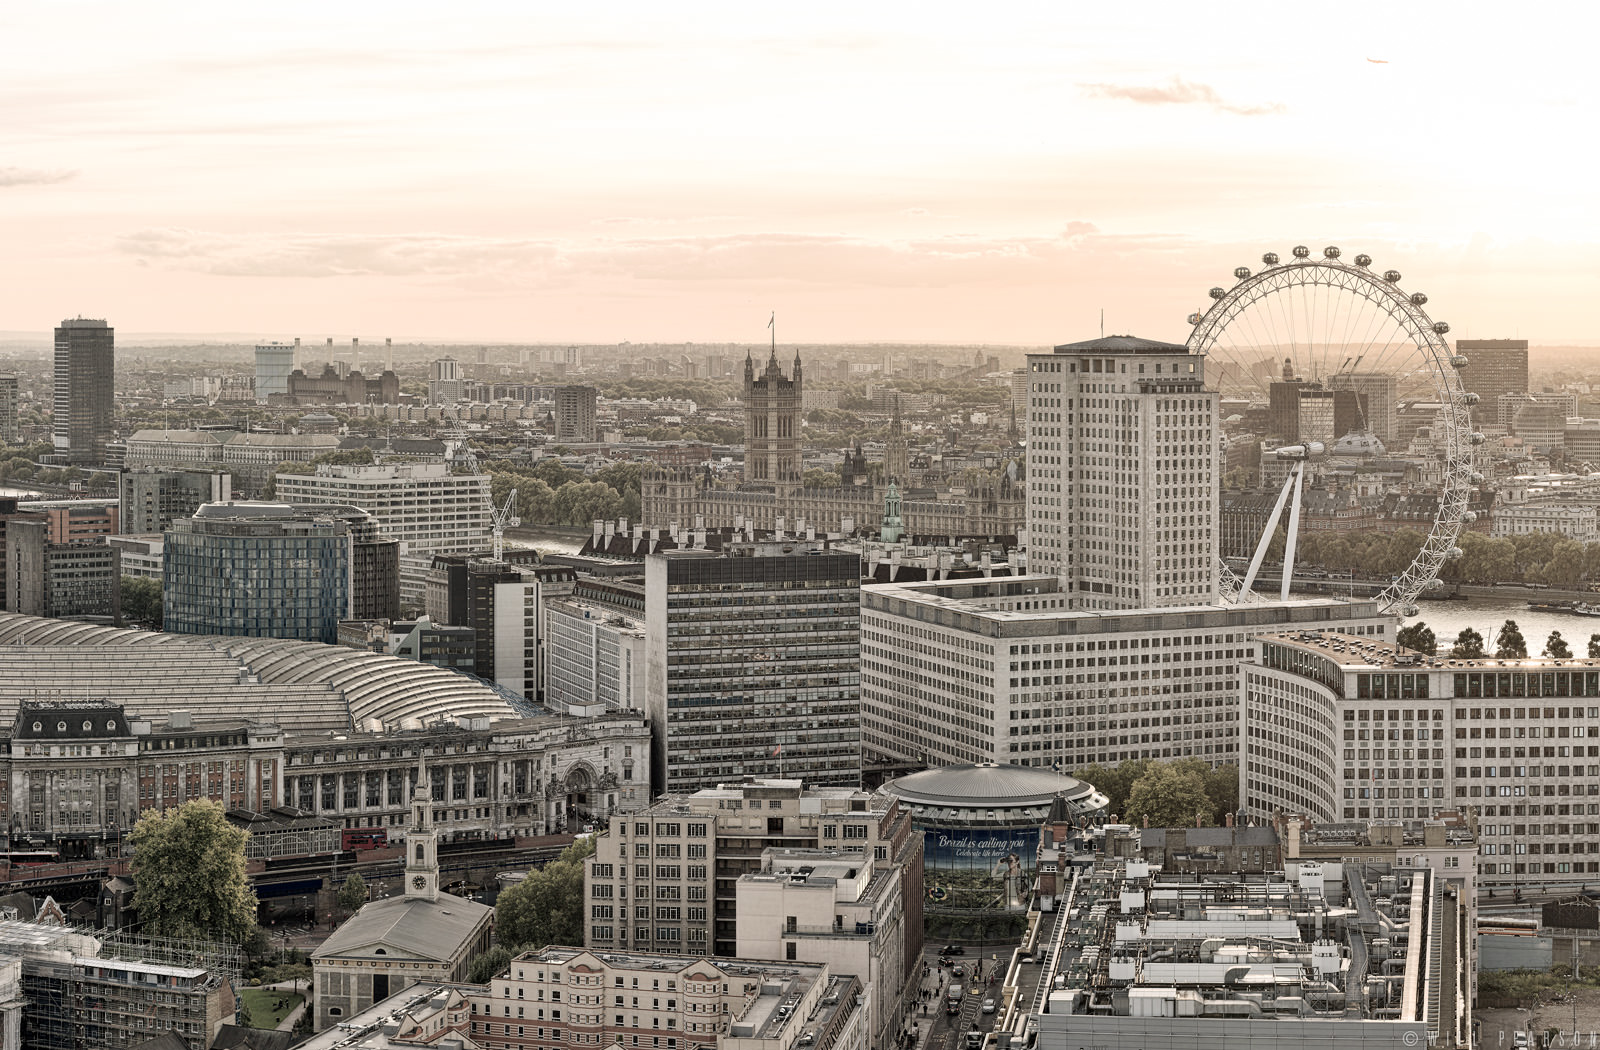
412;875;427;889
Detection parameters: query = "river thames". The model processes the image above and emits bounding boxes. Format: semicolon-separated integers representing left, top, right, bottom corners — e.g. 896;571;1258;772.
1410;594;1600;652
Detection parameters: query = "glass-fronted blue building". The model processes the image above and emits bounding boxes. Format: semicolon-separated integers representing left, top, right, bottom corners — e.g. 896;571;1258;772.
163;502;354;643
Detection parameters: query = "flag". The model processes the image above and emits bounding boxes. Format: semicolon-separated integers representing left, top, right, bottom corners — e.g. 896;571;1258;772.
768;312;775;329
772;744;782;757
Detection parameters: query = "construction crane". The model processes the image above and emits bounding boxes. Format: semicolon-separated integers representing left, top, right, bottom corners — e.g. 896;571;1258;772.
490;488;519;561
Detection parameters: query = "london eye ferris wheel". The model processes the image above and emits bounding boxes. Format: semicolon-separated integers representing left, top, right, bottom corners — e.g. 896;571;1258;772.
1185;245;1482;616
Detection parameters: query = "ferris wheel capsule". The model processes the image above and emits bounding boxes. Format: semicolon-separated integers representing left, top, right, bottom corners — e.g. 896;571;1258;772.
1262;252;1279;266
1354;253;1372;267
1433;321;1450;335
1470;472;1485;485
1470;432;1486;445
1209;287;1226;299
1292;245;1311;258
1463;391;1480;405
1187;312;1202;325
1451;355;1469;368
1446;548;1465;560
1323;246;1341;259
1400;604;1420;617
1426;577;1446;589
1410;292;1428;306
1383;270;1402;282
1463;510;1478;524
1234;266;1251;280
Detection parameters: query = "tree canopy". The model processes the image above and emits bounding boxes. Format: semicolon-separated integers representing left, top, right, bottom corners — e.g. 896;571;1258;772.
336;872;368;915
130;800;257;944
1544;631;1574;659
1123;763;1213;829
121;576;163;630
1496;620;1528;659
494;837;596;951
1396;622;1436;655
1450;627;1486;659
1075;759;1237;826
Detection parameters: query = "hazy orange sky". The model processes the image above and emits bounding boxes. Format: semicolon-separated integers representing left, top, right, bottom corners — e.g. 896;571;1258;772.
4;3;1593;345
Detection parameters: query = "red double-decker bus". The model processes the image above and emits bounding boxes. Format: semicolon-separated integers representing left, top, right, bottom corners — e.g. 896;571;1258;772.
341;829;388;851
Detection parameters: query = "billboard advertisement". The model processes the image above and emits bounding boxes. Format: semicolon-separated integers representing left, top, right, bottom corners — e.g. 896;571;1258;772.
922;825;1037;872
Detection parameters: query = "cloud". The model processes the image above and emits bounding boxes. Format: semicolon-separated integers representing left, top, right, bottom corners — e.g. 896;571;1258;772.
112;223;1198;292
1081;77;1284;116
114;227;558;279
0;166;77;187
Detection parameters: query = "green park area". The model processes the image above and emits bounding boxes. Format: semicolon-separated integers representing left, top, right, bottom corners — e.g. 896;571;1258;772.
237;988;304;1030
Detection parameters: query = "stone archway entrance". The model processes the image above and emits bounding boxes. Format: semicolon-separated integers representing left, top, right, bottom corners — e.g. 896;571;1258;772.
565;766;595;824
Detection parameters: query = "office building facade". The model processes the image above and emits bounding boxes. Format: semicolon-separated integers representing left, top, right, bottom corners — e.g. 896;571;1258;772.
0;373;17;445
428;357;464;405
1244;631;1600;890
554;385;598;443
472;948;863;1050
52;318;115;465
860;575;1391;773
424;556;575;700
273;461;491;606
583;778;923;973
644;544;860;793
163;502;353;642
1457;338;1529;427
545;592;647;716
1325;371;1398;445
119;467;232;534
3;517;120;622
735;847;907;1050
1025;335;1218;609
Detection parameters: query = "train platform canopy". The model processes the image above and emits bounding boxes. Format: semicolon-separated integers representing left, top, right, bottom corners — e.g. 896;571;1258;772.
0;612;517;733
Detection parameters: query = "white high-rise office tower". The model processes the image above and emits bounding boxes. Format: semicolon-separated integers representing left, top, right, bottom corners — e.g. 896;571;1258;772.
1026;336;1218;610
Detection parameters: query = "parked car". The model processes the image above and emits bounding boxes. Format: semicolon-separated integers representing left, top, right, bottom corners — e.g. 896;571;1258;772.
981;999;996;1014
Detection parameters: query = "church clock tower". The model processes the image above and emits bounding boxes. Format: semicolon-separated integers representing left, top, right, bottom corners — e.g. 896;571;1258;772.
404;754;439;902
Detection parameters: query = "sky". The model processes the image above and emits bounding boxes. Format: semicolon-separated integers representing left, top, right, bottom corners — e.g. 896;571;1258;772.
3;2;1596;346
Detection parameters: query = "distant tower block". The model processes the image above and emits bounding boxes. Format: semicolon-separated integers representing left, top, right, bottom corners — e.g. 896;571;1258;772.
352;337;360;373
53;317;115;465
254;341;297;404
743;348;803;497
386;337;393;373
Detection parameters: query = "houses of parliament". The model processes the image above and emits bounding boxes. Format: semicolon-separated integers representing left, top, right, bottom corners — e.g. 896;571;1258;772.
640;348;1025;540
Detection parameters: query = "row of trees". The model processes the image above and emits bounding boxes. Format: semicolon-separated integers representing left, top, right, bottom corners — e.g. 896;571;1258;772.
1072;758;1240;828
486;460;642;527
1297;529;1425;579
1295;528;1600;590
1397;619;1600;659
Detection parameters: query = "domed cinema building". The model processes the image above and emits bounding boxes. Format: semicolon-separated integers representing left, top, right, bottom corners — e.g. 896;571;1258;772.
882;763;1109;874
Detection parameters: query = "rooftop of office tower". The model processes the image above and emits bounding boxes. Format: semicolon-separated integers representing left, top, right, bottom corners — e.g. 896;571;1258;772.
1051;334;1189;353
